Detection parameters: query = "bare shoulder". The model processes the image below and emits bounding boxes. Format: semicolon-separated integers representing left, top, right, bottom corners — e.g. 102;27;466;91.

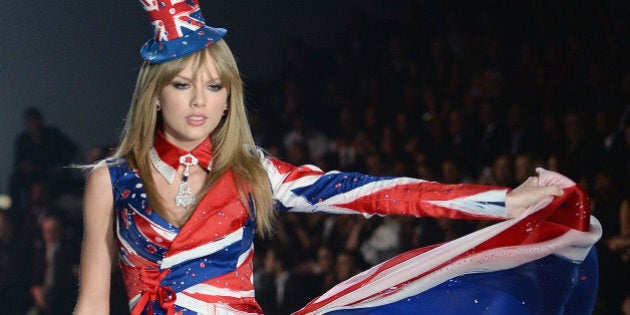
84;161;114;208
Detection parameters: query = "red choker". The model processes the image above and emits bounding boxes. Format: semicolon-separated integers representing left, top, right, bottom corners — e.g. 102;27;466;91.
150;130;213;207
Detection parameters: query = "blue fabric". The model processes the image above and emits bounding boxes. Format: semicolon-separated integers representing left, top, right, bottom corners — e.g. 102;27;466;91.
141;26;227;64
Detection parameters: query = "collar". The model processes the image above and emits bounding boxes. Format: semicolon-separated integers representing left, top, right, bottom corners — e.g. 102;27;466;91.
149;130;213;184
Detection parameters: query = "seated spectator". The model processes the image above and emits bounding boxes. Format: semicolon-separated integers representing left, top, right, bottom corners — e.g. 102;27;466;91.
28;214;79;315
21;181;60;244
0;211;31;314
254;246;315;315
334;251;362;284
10;108;78;217
360;217;402;265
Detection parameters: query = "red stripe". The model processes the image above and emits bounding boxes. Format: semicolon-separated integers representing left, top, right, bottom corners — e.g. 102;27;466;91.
166;170;249;258
132;212;173;249
337;182;507;219
269;158;324;182
120;261;160;301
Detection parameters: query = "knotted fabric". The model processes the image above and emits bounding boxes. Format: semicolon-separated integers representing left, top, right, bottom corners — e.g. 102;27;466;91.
131;269;176;315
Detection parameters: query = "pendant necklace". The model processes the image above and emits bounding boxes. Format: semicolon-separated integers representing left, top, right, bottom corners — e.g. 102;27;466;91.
151;129;213;209
175;153;198;208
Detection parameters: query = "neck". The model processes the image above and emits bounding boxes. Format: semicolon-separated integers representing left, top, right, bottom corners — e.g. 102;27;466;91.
171;138;206;152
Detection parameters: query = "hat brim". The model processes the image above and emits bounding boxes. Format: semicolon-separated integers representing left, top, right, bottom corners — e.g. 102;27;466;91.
140;26;227;64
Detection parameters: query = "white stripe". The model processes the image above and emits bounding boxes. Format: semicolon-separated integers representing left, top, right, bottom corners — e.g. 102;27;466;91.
161;228;243;269
150;147;178;184
316;177;423;206
129;294;141;309
116;217;138;257
426;189;508;218
183;283;255;298
236;244;253;267
174;294;259;314
263;158;322;194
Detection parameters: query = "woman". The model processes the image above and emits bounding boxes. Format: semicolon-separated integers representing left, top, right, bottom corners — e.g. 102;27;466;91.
74;1;569;314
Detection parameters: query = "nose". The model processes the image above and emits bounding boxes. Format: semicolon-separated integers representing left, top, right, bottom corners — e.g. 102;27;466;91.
191;88;206;108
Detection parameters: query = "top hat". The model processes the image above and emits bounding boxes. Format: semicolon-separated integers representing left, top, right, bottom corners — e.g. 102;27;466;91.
138;0;227;64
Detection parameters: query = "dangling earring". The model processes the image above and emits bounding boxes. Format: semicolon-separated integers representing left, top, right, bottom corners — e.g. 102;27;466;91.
222;108;230;117
156;103;162;111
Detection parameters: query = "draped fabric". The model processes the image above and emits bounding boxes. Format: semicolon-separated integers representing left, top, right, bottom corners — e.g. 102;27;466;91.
294;168;601;315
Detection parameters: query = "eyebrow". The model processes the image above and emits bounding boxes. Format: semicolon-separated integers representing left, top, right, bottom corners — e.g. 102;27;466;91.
173;74;221;82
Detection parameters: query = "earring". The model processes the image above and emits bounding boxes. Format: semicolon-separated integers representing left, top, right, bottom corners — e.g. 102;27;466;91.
222;109;230;116
156;103;161;111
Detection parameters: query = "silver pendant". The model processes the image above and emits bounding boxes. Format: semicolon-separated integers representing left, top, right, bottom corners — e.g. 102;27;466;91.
175;182;195;207
175;153;198;208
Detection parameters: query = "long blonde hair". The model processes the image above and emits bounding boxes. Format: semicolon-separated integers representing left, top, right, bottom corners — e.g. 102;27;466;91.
115;40;275;236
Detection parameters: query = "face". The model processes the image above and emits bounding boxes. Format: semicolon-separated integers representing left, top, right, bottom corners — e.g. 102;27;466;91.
42;217;62;245
158;55;228;150
335;253;355;281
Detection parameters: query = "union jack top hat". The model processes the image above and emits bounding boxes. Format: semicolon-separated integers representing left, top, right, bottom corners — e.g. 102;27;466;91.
138;0;227;64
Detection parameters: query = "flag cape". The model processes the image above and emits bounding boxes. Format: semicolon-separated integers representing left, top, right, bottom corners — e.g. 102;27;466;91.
294;169;601;315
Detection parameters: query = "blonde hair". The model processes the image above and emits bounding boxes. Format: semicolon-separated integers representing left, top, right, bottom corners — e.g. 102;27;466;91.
116;40;275;236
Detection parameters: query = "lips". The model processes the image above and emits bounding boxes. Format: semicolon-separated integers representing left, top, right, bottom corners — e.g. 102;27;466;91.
186;114;207;126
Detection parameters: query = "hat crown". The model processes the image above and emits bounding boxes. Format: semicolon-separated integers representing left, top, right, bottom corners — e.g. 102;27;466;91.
141;0;205;41
137;0;227;63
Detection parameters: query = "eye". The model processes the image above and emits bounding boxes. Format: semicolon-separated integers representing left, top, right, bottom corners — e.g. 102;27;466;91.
171;82;189;89
208;84;224;92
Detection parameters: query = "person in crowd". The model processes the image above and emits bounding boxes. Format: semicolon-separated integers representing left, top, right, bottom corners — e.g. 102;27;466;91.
29;214;79;315
562;111;603;189
333;251;361;284
591;167;630;315
0;211;31;314
253;246;309;315
21;181;58;244
9;108;78;218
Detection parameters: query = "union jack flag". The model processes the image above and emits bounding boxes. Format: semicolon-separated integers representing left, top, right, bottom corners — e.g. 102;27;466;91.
140;0;205;41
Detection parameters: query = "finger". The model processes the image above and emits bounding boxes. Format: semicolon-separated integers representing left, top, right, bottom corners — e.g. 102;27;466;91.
515;176;537;190
528;176;539;185
547;185;564;196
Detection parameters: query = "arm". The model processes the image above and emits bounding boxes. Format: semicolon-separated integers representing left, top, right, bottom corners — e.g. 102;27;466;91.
264;157;512;220
620;198;630;236
606;199;630;253
74;164;116;315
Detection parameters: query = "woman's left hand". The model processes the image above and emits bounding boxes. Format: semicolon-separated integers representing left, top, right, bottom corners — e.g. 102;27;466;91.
505;176;564;218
